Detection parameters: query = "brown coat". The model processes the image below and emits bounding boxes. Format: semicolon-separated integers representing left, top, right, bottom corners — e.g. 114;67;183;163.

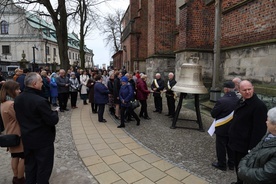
1;101;23;153
87;78;95;103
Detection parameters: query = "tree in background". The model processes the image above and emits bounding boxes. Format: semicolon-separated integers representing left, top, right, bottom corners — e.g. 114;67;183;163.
101;9;124;53
10;0;71;70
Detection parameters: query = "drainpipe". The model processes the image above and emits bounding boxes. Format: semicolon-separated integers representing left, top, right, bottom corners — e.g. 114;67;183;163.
210;0;221;102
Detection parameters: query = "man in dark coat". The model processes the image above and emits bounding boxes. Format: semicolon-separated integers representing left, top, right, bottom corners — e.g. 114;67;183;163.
151;73;165;113
56;69;70;112
211;81;239;171
229;80;267;184
16;68;29;92
94;74;110;122
164;72;177;118
14;72;59;184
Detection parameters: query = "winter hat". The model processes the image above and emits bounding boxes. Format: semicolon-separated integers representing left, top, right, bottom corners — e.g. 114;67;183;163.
120;76;128;83
223;81;235;88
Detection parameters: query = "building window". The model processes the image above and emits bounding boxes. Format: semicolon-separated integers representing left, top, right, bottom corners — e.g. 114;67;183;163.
46;46;50;55
73;53;74;60
53;48;56;56
69;52;71;59
1;21;9;34
2;45;10;54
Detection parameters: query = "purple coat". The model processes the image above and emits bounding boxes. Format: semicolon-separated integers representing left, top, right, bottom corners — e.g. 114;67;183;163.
136;79;150;100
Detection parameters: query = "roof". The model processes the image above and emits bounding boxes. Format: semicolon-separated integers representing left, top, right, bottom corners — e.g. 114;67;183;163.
25;11;91;52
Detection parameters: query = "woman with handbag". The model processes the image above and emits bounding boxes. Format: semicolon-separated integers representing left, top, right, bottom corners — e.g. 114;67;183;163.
0;80;25;184
136;75;151;119
118;76;140;128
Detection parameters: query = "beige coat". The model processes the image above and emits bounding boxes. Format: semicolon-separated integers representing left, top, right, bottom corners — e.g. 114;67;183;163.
1;101;23;153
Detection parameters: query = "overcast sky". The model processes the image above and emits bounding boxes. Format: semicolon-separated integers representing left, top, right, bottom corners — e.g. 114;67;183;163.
85;0;129;68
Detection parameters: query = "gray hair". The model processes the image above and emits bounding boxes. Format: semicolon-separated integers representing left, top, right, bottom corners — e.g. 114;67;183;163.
24;72;40;87
268;107;276;125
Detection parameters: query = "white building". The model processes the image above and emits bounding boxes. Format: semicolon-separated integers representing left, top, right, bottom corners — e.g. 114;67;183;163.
0;2;93;75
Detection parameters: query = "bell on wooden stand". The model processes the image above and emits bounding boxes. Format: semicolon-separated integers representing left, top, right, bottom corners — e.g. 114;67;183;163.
171;58;208;131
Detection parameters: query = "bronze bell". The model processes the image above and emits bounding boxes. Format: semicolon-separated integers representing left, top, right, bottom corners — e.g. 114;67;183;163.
172;63;208;94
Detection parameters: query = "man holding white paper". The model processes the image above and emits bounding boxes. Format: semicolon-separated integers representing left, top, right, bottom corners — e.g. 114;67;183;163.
210;81;239;171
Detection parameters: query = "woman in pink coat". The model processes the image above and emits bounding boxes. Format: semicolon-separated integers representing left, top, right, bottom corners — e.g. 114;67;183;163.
0;80;25;184
136;75;151;119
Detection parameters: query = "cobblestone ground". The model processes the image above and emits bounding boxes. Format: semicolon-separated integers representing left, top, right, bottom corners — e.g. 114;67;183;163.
120;97;236;184
0;110;98;184
1;97;236;184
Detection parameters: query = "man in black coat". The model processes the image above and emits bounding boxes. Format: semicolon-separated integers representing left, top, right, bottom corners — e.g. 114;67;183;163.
56;69;70;112
14;72;59;184
164;72;177;118
151;73;165;113
229;80;267;184
211;81;239;171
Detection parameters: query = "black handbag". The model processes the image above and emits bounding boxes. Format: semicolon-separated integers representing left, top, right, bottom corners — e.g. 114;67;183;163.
130;100;140;109
0;134;20;147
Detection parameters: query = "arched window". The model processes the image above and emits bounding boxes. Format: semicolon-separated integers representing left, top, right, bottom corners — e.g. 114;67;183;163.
1;20;9;34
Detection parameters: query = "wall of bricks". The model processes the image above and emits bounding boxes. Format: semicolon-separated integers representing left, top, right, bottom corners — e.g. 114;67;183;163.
221;0;276;47
148;0;176;56
178;0;215;50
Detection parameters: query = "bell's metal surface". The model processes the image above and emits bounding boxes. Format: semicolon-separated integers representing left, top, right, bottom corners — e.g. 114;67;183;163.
172;63;208;94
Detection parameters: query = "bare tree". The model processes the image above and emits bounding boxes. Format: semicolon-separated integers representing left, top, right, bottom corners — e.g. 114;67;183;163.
70;0;102;69
9;0;71;70
101;9;124;53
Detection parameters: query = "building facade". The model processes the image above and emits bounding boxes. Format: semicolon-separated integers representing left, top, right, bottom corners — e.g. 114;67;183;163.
0;3;93;74
119;0;275;85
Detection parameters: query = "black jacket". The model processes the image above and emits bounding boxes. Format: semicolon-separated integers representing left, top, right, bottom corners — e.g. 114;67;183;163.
165;79;177;96
14;87;59;149
211;91;239;136
151;78;165;97
228;94;267;153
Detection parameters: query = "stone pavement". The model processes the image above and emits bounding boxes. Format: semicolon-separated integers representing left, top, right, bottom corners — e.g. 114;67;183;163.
0;96;236;183
71;103;209;184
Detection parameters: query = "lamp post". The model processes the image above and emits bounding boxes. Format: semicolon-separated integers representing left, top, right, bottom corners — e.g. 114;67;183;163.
45;40;48;65
32;45;38;72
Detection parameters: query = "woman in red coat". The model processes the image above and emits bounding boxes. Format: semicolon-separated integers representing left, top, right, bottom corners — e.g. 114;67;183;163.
0;80;25;183
136;75;151;119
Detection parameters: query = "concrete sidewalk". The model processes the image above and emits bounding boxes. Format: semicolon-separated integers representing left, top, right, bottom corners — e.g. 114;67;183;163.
71;103;209;184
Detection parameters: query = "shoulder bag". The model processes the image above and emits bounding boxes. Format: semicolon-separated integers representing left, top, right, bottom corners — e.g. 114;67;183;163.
0;134;20;147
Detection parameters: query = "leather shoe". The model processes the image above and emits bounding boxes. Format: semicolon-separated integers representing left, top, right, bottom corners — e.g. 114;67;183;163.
212;162;226;171
165;114;171;116
136;119;140;126
144;116;151;120
117;125;125;128
64;108;69;111
153;110;158;112
60;109;64;112
228;166;234;170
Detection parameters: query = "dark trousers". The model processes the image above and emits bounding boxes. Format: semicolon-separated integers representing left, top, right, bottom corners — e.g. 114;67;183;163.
70;92;78;107
24;144;54;184
58;92;69;110
0;113;4;132
97;104;105;121
166;95;175;116
91;103;98;113
153;95;162;112
139;100;149;118
233;150;247;184
215;135;234;167
120;106;139;126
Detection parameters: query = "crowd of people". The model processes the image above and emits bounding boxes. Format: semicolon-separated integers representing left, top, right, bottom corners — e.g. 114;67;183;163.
210;78;276;184
0;65;275;184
